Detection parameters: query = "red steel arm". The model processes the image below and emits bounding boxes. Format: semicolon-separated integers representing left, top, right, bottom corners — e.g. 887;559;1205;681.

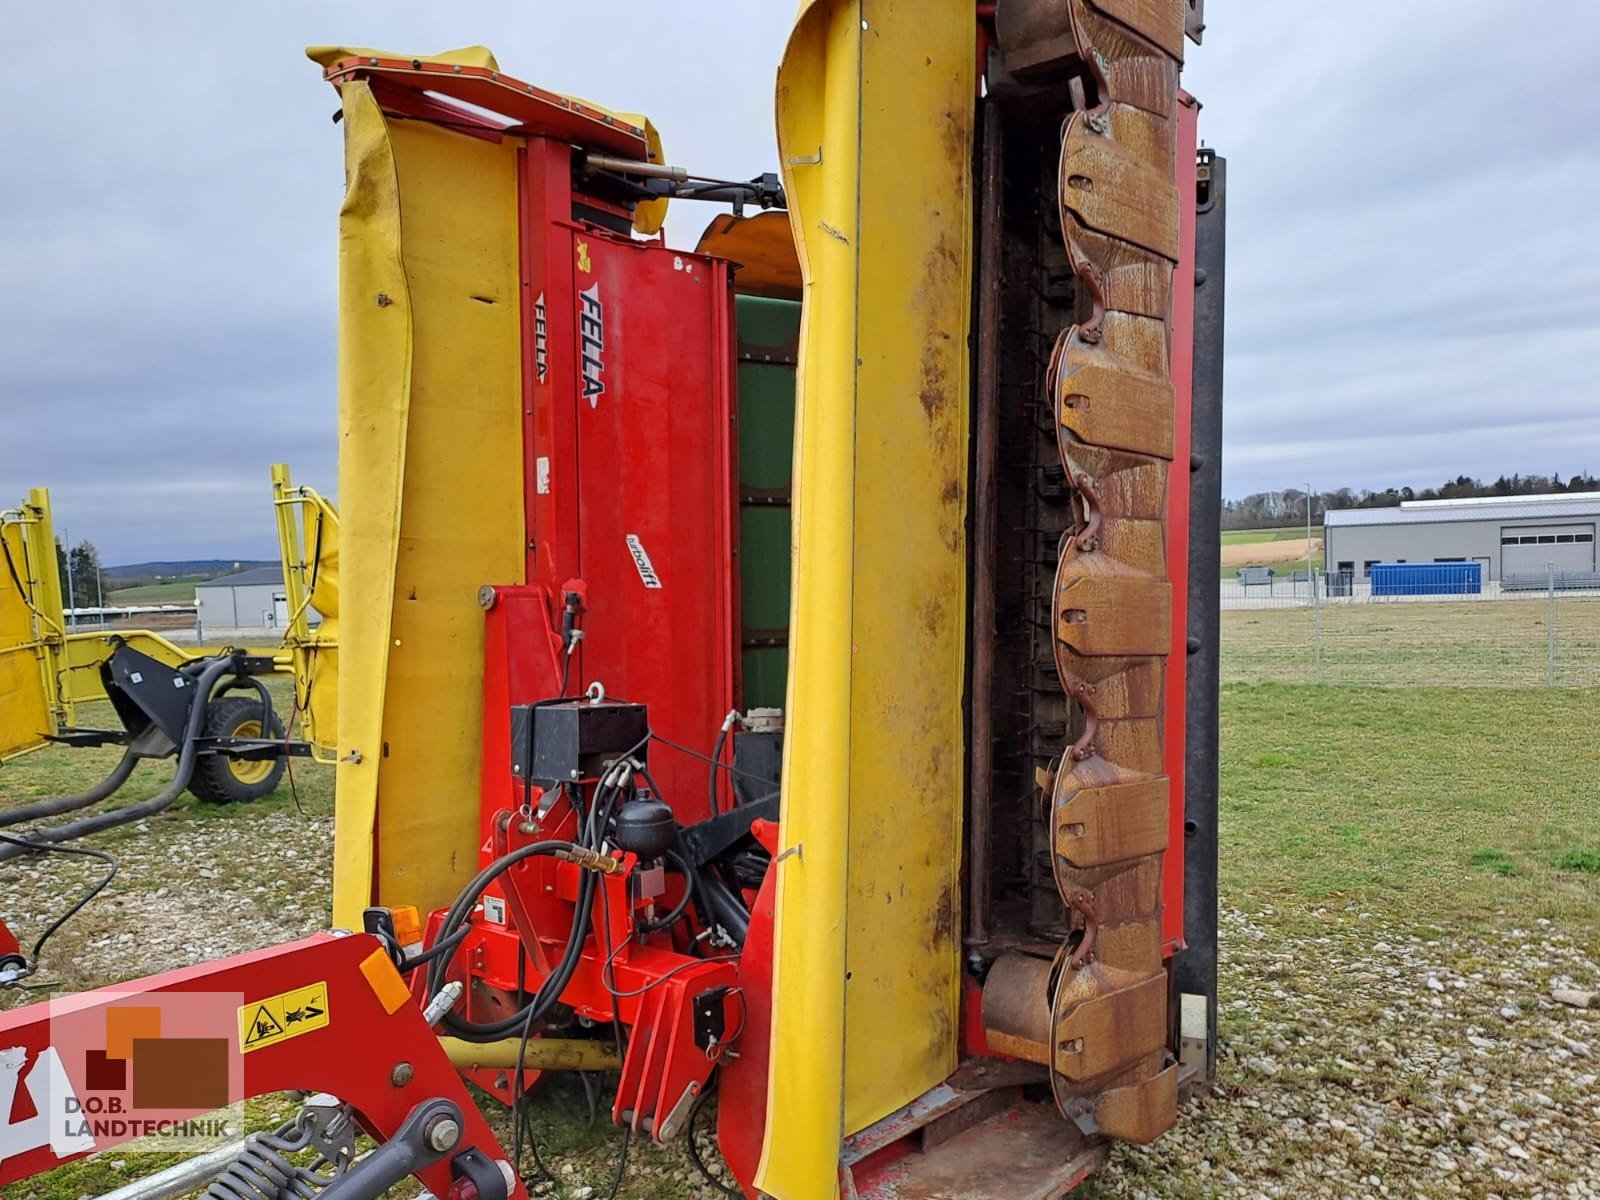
0;932;521;1198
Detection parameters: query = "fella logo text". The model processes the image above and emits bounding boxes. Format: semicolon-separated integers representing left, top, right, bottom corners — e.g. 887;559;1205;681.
579;283;606;407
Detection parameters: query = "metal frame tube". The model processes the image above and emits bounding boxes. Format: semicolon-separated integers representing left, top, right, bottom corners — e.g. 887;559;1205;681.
1176;150;1226;1082
965;96;1004;955
91;1139;248;1200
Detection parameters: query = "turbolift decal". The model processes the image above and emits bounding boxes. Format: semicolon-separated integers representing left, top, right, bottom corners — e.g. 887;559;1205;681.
626;534;663;589
579;283;607;408
534;292;548;384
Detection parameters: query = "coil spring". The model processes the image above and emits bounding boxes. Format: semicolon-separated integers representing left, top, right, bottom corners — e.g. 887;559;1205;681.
205;1109;350;1200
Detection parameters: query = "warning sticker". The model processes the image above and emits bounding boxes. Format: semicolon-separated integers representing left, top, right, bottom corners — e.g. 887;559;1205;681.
238;982;329;1053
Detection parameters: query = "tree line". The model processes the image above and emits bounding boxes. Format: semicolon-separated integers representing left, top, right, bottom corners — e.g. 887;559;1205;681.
55;538;107;609
1223;473;1600;532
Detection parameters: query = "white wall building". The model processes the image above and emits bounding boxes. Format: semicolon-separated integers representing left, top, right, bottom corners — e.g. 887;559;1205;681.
194;566;285;630
1323;492;1600;584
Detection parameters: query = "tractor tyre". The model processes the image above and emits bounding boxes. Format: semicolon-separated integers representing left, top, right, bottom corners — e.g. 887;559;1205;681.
188;696;287;804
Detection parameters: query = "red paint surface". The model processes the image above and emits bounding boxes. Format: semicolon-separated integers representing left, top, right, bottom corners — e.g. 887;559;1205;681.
716;869;776;1197
0;935;521;1197
453;139;747;1159
566;231;738;820
512;138;739;826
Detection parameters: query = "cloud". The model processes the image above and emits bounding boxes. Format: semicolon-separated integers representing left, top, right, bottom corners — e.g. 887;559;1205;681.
1;3;794;563
4;3;1594;563
1183;0;1600;497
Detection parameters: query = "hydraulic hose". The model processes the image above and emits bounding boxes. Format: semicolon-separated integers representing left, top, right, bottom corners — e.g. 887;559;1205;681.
0;656;239;862
696;870;750;946
0;748;138;827
425;839;587;1043
706;713;735;817
428;766;639;1042
221;673;278;737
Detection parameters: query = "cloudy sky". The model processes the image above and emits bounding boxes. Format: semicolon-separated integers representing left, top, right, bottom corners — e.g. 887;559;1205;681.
3;3;1597;565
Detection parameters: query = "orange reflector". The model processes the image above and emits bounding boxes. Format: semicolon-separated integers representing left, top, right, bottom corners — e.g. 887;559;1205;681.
359;945;412;1015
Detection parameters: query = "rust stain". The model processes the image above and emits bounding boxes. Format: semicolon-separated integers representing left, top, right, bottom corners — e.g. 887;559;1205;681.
931;880;956;946
919;350;947;425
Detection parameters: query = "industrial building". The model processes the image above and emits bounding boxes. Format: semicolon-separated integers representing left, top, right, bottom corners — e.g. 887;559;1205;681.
1323;492;1600;584
194;565;285;629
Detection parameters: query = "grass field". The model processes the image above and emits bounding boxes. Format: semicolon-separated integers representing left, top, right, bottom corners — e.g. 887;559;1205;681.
106;578;205;603
1223;594;1600;687
1221;526;1310;546
1217;683;1600;939
1220;525;1324;579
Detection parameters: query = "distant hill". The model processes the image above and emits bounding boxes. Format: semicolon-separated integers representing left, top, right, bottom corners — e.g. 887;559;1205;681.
103;560;276;585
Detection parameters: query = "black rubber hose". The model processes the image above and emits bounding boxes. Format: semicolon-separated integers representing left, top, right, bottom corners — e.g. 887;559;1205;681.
440;870;597;1043
696;870;750;946
222;673;277;735
425;839;588;1042
707;721;730;817
0;656;238;862
427;761;641;1041
0;748;138;827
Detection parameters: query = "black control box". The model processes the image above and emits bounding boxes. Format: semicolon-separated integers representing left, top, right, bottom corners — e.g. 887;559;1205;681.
511;700;649;787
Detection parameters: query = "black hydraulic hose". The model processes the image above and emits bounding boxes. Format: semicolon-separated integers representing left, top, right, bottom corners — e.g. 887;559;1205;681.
0;748;138;827
696;870;750;946
396;924;470;974
426;839;587;1042
223;673;277;734
707;721;731;817
0;832;117;981
430;764;637;1041
442;870;596;1043
0;656;238;862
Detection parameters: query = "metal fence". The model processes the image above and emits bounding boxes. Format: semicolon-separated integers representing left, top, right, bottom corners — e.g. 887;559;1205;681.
1220;569;1600;687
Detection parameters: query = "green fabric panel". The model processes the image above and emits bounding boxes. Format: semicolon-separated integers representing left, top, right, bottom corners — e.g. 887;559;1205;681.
736;295;799;712
741;506;793;634
738;364;798;492
737;293;803;353
743;647;790;713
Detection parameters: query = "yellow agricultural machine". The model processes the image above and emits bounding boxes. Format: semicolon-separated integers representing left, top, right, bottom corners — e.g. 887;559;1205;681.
0;3;1225;1197
0;474;333;846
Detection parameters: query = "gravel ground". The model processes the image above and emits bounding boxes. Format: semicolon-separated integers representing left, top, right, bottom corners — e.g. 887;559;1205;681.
4;809;1596;1198
1091;904;1600;1200
0;807;332;986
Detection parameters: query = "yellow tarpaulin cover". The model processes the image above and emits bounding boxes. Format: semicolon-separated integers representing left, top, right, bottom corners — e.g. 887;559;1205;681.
323;73;525;924
762;3;974;1195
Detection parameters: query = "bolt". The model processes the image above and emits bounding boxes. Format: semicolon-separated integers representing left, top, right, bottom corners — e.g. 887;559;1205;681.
390;1062;414;1087
425;1116;461;1153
